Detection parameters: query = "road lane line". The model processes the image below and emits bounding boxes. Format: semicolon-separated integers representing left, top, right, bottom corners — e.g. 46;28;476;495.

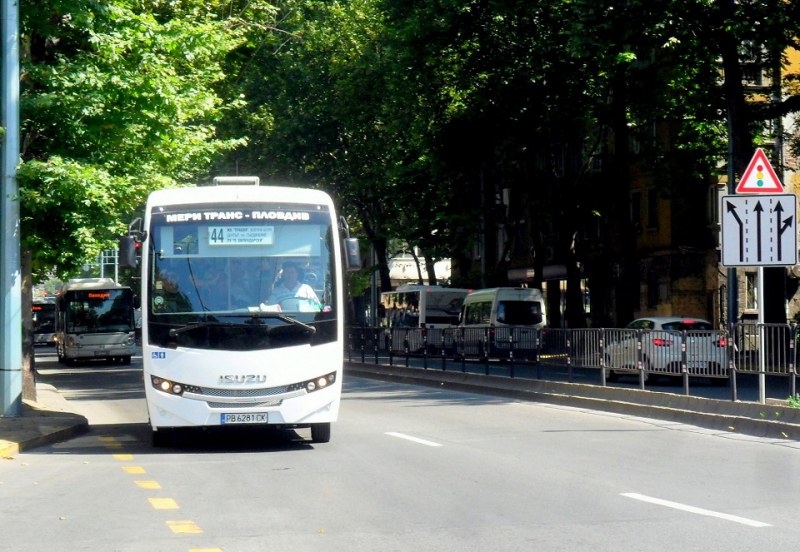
122;466;146;474
112;453;134;461
98;436;124;449
621;493;771;527
149;498;180;510
135;480;161;490
385;432;443;447
165;520;203;534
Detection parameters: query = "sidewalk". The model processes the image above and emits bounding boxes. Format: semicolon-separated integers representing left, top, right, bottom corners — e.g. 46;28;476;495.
0;383;89;457
346;361;800;442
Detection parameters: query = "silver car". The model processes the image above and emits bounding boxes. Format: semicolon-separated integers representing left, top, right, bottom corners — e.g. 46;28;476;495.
604;317;728;383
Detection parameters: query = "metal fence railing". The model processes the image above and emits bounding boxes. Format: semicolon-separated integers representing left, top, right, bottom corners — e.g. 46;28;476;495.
346;323;799;403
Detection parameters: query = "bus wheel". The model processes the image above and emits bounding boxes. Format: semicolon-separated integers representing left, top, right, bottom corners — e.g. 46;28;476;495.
310;423;331;443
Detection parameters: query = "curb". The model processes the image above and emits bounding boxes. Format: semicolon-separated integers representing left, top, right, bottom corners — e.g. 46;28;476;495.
0;420;89;457
345;362;800;441
0;384;90;458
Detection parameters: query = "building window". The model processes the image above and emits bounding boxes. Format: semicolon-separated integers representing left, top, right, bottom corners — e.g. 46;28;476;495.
647;188;659;230
708;184;723;225
630;190;642;234
647;281;658;309
745;272;757;310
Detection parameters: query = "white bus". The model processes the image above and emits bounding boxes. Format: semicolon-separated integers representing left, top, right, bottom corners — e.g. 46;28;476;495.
380;285;471;353
120;177;360;446
32;298;57;346
380;285;471;329
54;278;137;364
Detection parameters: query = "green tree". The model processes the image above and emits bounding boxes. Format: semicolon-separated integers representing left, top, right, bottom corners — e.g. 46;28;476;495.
216;0;800;327
18;0;247;396
20;0;245;280
219;0;406;295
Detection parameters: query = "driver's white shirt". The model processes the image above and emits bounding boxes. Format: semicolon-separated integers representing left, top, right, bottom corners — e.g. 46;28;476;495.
268;282;318;305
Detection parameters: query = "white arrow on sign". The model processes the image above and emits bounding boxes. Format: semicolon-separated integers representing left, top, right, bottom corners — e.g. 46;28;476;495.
721;194;797;267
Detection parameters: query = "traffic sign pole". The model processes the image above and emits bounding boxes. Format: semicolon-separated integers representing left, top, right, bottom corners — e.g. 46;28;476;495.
758;267;765;404
726;149;795;404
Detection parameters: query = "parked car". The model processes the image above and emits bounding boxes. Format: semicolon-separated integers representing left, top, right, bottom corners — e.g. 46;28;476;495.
604;317;728;383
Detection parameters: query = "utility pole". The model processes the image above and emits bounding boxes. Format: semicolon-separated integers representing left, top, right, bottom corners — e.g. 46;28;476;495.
726;115;738;332
0;0;21;417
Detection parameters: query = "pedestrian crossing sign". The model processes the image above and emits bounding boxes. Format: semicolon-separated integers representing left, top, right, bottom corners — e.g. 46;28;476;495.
736;148;784;193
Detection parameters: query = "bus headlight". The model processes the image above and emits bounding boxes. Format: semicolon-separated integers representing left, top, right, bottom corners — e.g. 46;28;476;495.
290;372;337;394
151;376;197;396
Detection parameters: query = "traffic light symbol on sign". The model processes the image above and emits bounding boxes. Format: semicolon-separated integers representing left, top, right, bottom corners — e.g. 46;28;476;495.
735;148;784;193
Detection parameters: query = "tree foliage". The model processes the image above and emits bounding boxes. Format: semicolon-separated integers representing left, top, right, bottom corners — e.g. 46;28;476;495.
18;0;800;326
20;0;246;280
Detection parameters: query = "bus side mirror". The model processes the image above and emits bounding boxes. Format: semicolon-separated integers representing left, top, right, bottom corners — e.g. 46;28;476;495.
119;235;139;269
343;238;361;272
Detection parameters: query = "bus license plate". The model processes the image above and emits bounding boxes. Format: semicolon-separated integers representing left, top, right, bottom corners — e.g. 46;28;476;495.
221;413;268;424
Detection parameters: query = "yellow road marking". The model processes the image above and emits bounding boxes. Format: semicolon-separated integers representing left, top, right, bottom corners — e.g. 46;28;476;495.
103;442;124;449
166;520;203;534
112;453;134;461
148;498;179;510
135;480;161;489
122;466;146;474
97;437;118;443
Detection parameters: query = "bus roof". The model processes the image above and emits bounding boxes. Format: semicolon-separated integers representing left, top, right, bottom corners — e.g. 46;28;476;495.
61;278;128;291
146;184;335;209
387;284;471;293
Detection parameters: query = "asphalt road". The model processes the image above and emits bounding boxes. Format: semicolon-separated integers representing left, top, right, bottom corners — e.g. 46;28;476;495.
2;348;799;551
349;352;799;403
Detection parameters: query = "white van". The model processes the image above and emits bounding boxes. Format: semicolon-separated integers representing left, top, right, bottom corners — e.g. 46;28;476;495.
458;287;546;359
460;287;546;328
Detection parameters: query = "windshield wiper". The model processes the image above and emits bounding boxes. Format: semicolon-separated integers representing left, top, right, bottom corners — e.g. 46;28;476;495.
168;321;222;338
243;312;316;334
168;314;315;338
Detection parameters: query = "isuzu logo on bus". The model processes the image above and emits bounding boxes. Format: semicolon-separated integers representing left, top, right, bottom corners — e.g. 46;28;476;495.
218;374;267;384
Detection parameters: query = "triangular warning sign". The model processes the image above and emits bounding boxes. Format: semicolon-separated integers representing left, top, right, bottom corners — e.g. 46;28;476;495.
736;148;784;193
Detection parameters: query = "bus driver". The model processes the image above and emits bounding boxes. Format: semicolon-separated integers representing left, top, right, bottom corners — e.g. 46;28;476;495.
263;263;321;312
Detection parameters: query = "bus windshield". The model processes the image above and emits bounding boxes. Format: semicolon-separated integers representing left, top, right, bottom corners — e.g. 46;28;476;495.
63;289;134;334
147;202;336;349
32;302;56;334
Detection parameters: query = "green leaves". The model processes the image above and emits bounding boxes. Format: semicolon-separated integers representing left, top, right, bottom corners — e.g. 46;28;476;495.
20;0;244;280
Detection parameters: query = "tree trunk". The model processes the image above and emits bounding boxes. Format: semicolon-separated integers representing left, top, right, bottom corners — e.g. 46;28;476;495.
610;65;637;325
424;254;438;286
21;249;36;402
410;249;424;284
716;0;787;322
372;237;392;293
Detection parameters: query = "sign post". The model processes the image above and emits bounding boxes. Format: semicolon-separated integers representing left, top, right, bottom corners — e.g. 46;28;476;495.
722;148;795;403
